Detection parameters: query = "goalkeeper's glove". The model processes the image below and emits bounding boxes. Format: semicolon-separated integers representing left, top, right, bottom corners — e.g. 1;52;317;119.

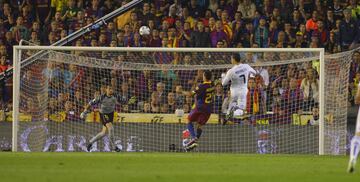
80;110;90;119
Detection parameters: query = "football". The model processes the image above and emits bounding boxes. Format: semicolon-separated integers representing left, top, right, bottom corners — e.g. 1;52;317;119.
139;26;150;35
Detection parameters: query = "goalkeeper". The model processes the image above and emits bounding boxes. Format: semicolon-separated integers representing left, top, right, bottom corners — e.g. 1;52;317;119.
80;84;125;152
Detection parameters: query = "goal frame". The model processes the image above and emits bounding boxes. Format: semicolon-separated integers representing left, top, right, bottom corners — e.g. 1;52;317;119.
12;46;325;154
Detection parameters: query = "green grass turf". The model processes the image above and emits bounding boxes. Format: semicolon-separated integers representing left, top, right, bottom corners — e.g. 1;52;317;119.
0;153;359;182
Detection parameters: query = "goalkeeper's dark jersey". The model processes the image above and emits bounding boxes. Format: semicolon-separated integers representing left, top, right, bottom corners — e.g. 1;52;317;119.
192;81;214;113
89;94;125;114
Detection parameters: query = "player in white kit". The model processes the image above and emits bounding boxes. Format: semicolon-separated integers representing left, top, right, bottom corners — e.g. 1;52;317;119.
348;82;360;173
221;53;256;120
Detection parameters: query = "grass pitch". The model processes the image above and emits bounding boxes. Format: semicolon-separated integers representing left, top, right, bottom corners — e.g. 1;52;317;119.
0;153;359;182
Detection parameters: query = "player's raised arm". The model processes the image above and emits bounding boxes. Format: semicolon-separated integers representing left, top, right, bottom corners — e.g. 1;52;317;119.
221;70;232;86
248;64;257;78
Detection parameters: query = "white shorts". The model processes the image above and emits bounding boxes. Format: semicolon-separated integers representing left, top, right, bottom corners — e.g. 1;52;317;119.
227;87;248;114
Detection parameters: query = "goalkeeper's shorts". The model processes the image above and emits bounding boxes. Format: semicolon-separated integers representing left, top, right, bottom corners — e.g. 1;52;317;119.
99;112;114;126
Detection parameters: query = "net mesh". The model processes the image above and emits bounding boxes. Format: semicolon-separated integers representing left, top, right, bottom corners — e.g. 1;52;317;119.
12;47;354;154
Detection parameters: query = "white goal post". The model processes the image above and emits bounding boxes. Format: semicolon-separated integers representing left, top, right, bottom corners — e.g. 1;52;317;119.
12;46;335;154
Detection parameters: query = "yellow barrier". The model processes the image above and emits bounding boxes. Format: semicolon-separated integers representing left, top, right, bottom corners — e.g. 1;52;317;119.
3;111;32;122
292;114;313;125
86;112;219;124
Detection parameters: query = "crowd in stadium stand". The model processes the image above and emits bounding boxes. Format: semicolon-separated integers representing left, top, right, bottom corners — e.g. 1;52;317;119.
0;0;359;124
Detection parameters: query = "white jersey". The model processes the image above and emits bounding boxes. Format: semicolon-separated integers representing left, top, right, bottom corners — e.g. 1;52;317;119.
222;63;256;89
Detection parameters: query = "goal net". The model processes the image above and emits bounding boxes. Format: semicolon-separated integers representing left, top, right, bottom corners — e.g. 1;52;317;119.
10;46;352;154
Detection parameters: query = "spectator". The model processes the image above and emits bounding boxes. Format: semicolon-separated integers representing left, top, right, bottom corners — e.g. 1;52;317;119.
140;3;157;27
210;20;228;47
268;20;279;45
190;21;211;47
167;92;176;113
339;8;358;50
332;0;344;20
315;20;329;47
290;9;305;31
151;91;160;113
293;31;307;48
347;0;360;19
247;77;265;115
175;85;185;109
297;69;306;86
325;10;336;31
20;4;35;28
306;10;319;32
276;31;287;48
184;91;193;112
52;11;65;30
61;0;79;22
188;0;203;18
181;7;195;29
219;0;234;18
283;77;303;115
284;22;295;45
276;0;292;21
237;0;256;20
307;104;319;125
0;56;8;73
300;68;319;111
10;16;29;42
102;0;115;15
214;82;224;114
208;0;218;13
252;17;269;48
231;11;243;29
271;87;286;122
143;101;152;113
157;65;177;93
64;100;78;121
86;0;103;19
271;8;283;26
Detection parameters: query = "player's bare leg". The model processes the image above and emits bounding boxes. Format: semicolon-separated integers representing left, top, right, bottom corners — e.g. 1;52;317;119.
87;126;107;152
348;133;360;173
105;122;120;152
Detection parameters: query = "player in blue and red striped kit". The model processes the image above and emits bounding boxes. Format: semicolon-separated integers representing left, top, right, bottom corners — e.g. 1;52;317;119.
184;70;214;151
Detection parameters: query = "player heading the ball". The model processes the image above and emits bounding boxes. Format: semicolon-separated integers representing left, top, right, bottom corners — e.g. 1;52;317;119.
184;70;214;151
80;84;126;152
221;53;257;121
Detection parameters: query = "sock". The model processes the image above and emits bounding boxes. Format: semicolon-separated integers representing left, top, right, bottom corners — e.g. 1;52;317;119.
187;122;196;139
89;131;106;144
196;128;202;139
107;125;116;150
350;136;360;164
